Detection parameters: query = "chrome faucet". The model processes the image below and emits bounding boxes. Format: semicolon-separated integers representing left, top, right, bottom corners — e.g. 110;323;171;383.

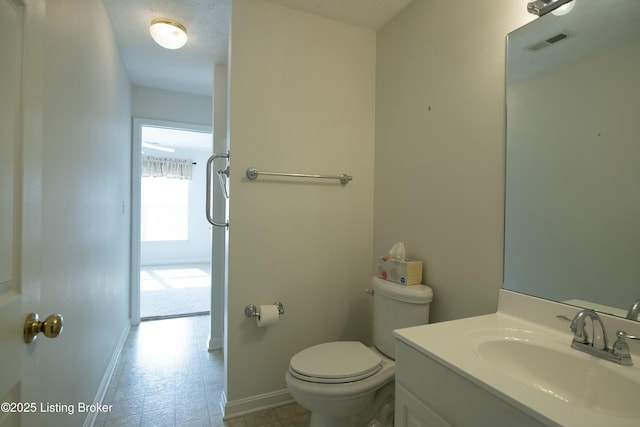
626;298;640;320
568;309;639;366
570;309;608;350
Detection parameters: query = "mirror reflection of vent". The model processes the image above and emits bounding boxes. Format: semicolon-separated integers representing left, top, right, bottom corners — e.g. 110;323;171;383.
528;33;568;51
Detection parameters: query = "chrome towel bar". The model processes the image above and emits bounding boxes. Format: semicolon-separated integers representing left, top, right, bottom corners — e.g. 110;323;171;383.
246;167;352;185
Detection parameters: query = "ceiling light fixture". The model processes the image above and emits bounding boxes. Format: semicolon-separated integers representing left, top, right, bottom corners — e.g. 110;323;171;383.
551;0;576;16
149;18;188;50
527;0;575;17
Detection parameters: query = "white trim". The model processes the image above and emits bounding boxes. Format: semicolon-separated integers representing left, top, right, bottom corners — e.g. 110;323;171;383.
209;335;223;350
131;118;141;325
140;259;210;267
82;320;130;427
221;389;295;421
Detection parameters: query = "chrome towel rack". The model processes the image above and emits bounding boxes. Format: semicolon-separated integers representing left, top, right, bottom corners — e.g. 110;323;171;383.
246;167;352;185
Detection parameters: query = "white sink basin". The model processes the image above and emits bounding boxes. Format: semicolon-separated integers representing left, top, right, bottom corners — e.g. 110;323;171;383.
394;301;640;427
473;330;640;418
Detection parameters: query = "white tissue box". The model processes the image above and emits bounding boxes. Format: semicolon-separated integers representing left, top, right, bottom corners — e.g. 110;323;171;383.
376;257;423;286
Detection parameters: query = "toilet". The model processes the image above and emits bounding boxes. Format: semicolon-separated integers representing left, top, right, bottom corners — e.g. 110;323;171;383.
285;276;433;427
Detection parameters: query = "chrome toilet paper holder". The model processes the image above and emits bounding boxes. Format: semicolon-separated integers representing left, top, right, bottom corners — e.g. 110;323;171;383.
244;302;284;318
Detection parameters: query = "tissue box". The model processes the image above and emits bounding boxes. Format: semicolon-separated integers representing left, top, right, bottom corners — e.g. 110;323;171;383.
376;257;423;286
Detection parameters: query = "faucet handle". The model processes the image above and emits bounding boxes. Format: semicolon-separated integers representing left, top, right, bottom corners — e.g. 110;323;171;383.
612;331;640;366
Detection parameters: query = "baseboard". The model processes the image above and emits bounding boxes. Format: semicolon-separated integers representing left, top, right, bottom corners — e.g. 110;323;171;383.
140;259;210;266
83;320;131;427
208;335;223;350
220;388;295;420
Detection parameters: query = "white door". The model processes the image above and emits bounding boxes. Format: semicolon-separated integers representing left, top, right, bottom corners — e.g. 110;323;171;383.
0;0;28;425
0;1;55;426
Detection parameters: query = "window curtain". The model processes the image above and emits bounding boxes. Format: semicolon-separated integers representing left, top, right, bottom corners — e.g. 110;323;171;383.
142;156;192;180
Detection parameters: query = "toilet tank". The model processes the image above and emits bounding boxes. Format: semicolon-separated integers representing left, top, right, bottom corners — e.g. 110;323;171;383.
372;276;433;359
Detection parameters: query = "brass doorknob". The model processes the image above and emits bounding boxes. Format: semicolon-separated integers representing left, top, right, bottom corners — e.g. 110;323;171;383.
23;313;63;343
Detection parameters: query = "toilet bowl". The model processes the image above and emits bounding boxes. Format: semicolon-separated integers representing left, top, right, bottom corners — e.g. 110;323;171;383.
286;343;395;427
286;277;433;427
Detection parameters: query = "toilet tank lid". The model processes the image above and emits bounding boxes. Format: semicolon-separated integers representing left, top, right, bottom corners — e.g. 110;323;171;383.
372;276;433;304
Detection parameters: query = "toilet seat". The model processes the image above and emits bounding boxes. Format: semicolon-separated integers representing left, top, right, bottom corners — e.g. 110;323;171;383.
289;341;382;384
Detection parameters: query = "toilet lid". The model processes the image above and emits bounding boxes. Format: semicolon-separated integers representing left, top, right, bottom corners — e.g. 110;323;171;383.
289;342;382;384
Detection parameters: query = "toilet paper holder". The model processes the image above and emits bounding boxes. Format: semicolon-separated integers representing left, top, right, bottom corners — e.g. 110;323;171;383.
244;302;284;319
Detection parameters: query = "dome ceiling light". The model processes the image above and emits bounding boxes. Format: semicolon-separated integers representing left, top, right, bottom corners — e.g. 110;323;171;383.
149;18;188;50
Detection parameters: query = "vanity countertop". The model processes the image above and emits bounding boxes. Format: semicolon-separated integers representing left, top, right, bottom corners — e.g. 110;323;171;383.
394;291;640;427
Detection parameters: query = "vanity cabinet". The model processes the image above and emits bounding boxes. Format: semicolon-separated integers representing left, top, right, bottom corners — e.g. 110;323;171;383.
395;383;451;427
394;340;547;427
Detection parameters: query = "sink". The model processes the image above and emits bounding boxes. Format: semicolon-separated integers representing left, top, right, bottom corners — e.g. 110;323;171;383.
394;292;640;426
473;329;640;418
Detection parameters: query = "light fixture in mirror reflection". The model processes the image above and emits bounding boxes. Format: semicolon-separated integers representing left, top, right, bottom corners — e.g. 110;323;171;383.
504;0;640;320
527;0;575;17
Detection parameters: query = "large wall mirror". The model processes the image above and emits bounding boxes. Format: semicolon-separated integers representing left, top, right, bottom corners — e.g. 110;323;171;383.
504;0;640;320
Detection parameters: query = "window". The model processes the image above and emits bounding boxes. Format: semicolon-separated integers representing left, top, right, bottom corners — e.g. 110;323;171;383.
141;177;189;241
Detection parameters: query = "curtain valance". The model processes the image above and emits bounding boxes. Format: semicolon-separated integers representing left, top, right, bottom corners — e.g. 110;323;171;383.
142;156;192;180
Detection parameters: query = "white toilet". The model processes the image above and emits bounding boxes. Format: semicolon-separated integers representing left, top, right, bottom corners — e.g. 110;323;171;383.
285;276;433;427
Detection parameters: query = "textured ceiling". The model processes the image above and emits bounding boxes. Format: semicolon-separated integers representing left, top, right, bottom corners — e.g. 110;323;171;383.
102;0;413;97
103;0;230;96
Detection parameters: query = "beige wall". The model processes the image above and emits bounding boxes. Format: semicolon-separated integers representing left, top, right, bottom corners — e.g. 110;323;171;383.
21;0;132;424
225;0;375;414
375;1;533;322
132;86;212;126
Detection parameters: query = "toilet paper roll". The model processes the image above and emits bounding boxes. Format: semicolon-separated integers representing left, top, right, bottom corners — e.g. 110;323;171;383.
256;305;279;327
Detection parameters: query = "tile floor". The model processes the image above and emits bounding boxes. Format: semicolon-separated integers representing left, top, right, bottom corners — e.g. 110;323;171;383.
95;315;310;427
140;264;211;319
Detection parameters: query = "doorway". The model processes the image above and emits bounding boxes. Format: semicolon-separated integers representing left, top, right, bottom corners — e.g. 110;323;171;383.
131;118;214;322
